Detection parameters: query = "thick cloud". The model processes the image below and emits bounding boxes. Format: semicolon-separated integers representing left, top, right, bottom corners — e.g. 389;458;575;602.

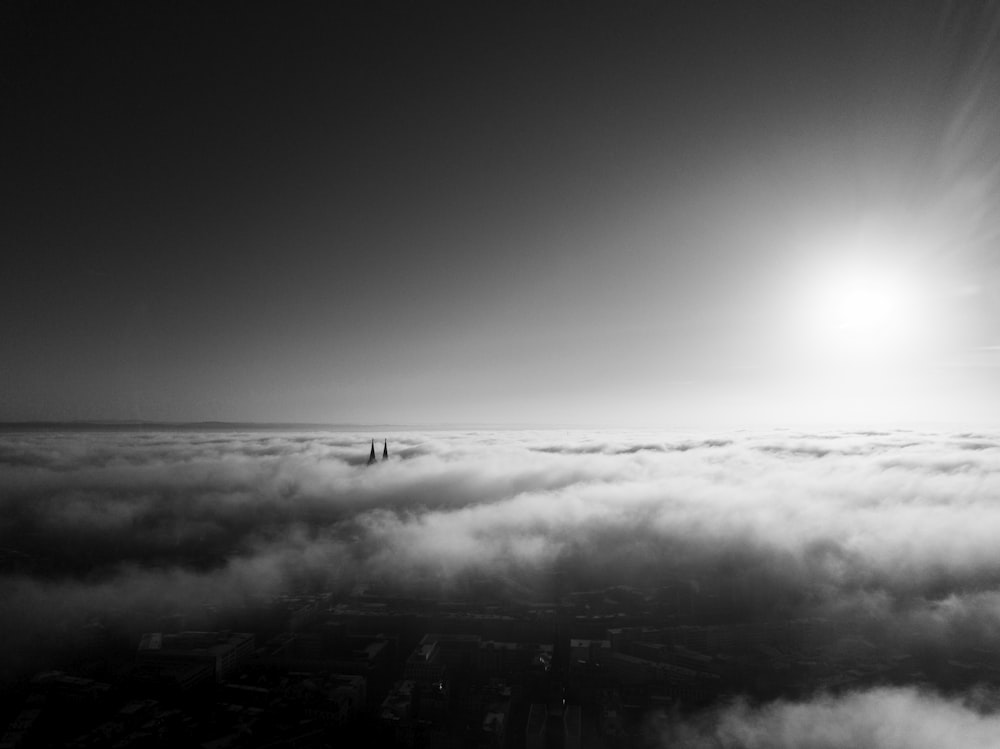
649;687;1000;749
4;427;1000;681
4;427;1000;587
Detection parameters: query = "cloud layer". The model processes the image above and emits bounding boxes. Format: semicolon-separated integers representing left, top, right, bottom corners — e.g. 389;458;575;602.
651;687;1000;749
4;426;1000;687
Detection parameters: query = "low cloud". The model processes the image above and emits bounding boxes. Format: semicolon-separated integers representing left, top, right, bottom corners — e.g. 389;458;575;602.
650;687;1000;749
3;427;1000;680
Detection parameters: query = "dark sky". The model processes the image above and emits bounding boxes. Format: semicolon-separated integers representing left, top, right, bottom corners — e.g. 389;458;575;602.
5;1;1000;425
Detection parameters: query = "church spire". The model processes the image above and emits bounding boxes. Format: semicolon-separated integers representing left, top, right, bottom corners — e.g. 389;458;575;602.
382;440;388;461
367;439;377;465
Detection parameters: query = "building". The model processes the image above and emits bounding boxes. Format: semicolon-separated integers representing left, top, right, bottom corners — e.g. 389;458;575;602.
29;672;111;703
136;631;255;682
403;639;445;684
480;640;553;675
564;704;582;749
525;703;547;749
328;674;367;722
420;633;480;671
481;696;511;749
570;638;611;665
380;680;417;746
0;704;42;749
131;660;216;693
366;439;389;465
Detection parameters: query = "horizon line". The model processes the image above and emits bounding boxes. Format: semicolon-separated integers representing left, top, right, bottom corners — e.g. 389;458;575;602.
0;418;976;433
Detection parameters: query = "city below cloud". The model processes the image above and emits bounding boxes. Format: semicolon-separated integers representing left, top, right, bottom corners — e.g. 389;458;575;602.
3;426;1000;745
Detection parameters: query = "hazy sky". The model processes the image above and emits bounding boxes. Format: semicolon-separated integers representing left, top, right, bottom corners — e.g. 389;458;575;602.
5;1;1000;426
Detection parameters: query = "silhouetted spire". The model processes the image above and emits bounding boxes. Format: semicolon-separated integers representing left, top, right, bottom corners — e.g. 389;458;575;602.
367;439;377;466
382;440;388;461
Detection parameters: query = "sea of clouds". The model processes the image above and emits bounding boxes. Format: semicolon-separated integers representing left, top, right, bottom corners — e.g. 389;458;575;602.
3;426;1000;744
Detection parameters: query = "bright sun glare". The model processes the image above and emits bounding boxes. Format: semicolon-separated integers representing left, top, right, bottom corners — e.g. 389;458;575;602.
797;261;927;367
784;218;944;372
815;269;912;337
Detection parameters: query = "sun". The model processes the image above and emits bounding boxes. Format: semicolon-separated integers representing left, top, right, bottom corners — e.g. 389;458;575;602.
796;261;925;365
814;268;912;337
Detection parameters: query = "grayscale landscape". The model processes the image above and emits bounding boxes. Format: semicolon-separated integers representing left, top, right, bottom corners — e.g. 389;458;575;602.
4;1;1000;746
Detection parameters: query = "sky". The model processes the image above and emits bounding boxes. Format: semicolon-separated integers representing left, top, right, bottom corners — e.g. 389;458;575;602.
5;1;1000;426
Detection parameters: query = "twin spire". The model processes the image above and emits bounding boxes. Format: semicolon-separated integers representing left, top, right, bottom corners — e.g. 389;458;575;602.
367;439;389;465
